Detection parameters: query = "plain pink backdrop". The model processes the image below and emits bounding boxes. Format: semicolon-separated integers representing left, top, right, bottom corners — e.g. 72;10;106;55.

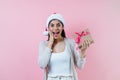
0;0;120;80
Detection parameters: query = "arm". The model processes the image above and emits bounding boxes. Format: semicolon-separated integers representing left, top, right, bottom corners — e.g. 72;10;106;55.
71;39;86;69
38;41;52;69
38;31;55;69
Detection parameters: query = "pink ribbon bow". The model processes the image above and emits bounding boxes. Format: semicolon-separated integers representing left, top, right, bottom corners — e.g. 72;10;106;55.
75;31;90;50
75;31;90;44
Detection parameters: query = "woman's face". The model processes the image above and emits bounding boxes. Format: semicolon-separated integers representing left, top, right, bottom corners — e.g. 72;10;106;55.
48;19;64;39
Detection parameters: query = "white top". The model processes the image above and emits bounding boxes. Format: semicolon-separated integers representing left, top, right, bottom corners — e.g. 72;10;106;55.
38;38;87;80
48;43;72;76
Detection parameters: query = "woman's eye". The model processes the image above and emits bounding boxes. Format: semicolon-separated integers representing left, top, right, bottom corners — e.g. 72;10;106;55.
57;23;60;27
51;24;54;27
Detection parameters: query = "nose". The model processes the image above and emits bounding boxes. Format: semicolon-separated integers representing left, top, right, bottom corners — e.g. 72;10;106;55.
54;25;58;30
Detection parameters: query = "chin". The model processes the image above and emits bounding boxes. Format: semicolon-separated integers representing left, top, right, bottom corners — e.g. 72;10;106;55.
54;37;59;39
53;36;61;39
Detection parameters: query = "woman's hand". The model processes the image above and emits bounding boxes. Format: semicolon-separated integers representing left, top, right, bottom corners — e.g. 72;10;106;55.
48;31;54;49
79;35;91;50
78;35;91;57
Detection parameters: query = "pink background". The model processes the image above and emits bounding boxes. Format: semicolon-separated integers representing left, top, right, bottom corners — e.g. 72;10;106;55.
0;0;120;80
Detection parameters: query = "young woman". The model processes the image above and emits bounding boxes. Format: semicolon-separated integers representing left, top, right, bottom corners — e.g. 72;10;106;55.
38;13;91;80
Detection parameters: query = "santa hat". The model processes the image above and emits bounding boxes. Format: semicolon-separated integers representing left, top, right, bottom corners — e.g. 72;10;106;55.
43;13;65;36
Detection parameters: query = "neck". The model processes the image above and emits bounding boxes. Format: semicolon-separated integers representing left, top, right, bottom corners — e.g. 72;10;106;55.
54;37;64;43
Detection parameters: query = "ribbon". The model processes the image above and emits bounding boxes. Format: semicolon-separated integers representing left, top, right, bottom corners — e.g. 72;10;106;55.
75;31;90;44
75;31;90;50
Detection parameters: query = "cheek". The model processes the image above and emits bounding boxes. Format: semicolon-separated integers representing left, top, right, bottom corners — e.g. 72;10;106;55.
60;29;64;34
59;26;63;29
60;27;64;32
48;27;53;31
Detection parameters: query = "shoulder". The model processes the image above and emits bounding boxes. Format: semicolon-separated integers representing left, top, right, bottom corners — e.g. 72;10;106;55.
39;40;48;47
65;38;75;43
65;38;76;46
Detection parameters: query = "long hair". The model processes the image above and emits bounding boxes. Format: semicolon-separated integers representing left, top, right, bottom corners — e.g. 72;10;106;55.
47;19;66;41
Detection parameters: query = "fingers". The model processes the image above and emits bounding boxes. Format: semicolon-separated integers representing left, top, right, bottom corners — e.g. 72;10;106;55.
49;31;53;37
86;39;90;47
80;36;91;50
48;31;54;43
78;43;82;49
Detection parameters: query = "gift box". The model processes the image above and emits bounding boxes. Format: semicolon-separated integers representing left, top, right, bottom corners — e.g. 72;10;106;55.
73;28;94;49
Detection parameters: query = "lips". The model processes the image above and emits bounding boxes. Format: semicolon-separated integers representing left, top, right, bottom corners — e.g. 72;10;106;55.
52;32;60;37
52;32;60;34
